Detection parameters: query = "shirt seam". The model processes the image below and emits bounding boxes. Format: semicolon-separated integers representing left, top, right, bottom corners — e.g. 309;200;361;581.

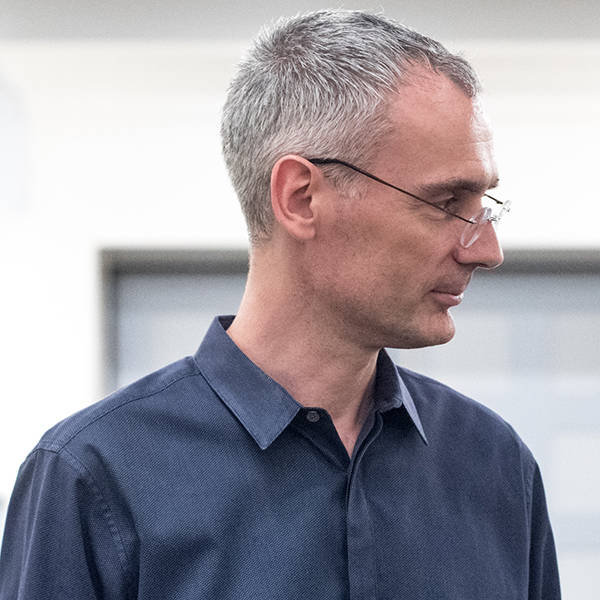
521;439;536;535
34;446;137;598
40;363;202;454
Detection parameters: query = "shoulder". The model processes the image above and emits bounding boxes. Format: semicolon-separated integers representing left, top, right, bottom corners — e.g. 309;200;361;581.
34;355;214;456
397;365;535;465
14;354;235;529
397;365;520;432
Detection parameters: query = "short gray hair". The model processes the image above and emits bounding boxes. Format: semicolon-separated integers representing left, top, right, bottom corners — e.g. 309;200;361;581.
221;9;481;245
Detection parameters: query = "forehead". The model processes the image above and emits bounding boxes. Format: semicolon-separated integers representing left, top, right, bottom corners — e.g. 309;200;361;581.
380;72;498;191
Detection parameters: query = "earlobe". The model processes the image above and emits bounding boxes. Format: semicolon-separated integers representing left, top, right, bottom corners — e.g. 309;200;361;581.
271;156;320;242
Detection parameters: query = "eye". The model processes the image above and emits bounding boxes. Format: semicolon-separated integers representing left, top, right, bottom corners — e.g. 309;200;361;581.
438;197;461;215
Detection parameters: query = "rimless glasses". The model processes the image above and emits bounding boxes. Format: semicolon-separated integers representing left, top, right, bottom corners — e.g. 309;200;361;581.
308;158;511;249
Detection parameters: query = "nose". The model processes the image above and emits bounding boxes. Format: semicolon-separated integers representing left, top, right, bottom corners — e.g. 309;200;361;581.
455;221;504;270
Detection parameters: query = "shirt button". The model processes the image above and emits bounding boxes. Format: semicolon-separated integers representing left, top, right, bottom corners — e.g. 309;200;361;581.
306;410;320;423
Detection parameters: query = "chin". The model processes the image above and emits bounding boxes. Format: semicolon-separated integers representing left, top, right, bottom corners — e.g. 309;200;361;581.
388;314;456;350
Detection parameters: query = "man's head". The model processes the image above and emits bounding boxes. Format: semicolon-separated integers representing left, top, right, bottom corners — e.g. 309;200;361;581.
222;9;504;351
221;9;481;246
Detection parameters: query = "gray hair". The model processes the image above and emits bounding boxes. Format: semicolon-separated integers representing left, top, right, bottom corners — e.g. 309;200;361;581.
221;9;481;245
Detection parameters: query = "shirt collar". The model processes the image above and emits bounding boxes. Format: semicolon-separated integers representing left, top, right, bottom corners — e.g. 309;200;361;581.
374;349;428;444
194;316;427;449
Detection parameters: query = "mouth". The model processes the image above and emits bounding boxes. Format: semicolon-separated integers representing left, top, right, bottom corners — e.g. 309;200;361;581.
431;290;464;308
430;272;473;308
429;282;468;308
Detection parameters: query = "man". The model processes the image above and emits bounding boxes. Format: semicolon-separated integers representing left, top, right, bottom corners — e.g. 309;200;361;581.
0;9;560;599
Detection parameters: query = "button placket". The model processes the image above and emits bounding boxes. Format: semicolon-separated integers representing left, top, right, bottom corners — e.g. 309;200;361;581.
346;412;383;600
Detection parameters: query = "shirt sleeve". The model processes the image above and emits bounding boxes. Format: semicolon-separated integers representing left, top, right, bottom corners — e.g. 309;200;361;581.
528;461;562;600
0;447;136;600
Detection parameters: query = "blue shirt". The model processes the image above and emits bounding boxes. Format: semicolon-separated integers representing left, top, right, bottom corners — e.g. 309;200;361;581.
0;316;560;599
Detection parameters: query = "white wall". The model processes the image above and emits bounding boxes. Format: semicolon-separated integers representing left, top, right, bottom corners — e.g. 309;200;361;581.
0;42;249;484
0;39;599;597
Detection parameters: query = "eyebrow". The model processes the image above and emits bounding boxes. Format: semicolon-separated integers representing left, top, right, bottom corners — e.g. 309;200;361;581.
416;176;500;197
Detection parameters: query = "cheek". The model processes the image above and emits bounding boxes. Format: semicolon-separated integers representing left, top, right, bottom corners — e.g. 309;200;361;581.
316;205;372;263
317;200;452;292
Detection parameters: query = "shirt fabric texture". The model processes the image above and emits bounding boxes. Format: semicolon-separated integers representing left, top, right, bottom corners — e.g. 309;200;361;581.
0;316;561;599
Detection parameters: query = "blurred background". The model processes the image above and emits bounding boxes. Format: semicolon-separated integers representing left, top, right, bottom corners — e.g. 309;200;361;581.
0;1;599;597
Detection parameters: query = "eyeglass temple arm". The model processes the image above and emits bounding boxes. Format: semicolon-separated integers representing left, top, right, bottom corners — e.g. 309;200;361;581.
309;158;510;220
309;158;444;205
484;193;504;206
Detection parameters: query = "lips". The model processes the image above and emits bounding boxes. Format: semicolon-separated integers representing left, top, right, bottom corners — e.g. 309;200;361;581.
430;289;464;307
429;280;469;307
431;272;473;300
431;286;466;297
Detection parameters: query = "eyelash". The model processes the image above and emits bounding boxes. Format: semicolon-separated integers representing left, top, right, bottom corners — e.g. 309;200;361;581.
439;197;461;214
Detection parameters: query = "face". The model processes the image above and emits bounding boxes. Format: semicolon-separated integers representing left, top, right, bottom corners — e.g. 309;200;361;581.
308;72;504;350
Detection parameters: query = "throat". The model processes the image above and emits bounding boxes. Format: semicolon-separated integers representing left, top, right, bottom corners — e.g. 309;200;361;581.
330;376;376;457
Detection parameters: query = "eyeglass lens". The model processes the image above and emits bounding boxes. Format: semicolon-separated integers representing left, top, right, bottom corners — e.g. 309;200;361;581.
461;199;511;248
461;207;492;248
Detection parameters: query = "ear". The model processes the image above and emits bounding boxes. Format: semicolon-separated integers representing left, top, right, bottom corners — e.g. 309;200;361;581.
270;155;322;241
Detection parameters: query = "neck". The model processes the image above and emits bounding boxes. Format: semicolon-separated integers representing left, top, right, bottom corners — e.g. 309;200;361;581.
227;246;380;456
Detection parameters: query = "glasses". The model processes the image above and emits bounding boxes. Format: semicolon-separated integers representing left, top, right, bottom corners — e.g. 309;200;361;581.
308;158;512;249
